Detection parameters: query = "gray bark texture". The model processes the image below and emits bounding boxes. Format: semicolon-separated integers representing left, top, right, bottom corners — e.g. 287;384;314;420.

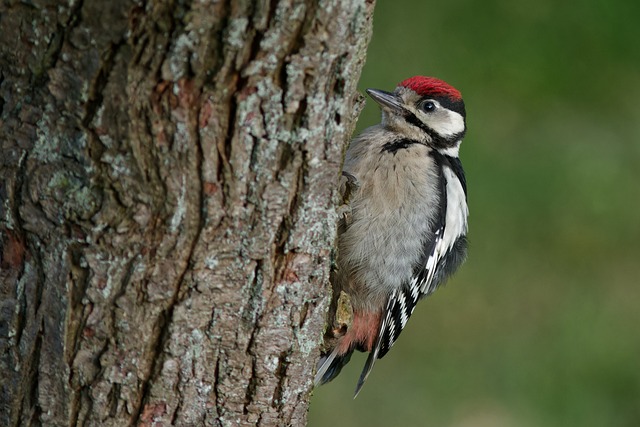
0;0;374;425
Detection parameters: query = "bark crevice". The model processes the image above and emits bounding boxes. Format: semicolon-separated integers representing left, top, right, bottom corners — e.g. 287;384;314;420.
0;0;375;425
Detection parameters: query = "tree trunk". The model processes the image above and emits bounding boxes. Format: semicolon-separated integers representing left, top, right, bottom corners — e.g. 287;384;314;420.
0;0;374;425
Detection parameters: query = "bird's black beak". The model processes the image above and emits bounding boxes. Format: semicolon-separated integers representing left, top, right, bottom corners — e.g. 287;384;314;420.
366;88;404;113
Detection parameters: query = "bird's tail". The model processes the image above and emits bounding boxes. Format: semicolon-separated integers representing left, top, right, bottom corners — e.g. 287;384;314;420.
315;346;354;386
353;310;389;397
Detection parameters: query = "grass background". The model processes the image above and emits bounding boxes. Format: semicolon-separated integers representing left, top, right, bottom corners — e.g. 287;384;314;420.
309;0;640;425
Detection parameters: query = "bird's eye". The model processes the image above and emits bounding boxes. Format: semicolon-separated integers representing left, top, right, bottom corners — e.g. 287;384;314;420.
421;101;436;112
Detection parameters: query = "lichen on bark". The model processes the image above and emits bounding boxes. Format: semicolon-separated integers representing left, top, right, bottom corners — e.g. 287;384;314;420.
0;0;375;426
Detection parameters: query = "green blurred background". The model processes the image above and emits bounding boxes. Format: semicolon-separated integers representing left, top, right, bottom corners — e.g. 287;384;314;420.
309;0;640;426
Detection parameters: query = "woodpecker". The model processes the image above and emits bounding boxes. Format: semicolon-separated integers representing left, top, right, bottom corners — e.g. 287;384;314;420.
315;76;469;396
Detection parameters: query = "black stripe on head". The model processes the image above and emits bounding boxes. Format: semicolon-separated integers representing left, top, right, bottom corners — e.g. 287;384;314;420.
403;112;466;148
429;95;466;118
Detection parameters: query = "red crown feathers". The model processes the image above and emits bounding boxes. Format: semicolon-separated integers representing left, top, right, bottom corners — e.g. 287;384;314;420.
398;76;462;100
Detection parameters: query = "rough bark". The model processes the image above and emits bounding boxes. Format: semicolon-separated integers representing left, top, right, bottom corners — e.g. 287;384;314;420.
0;0;374;425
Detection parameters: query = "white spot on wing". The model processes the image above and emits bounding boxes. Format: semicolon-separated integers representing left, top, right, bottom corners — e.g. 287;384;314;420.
419;230;444;295
387;317;397;349
397;291;408;328
419;164;468;295
409;277;420;303
442;166;469;249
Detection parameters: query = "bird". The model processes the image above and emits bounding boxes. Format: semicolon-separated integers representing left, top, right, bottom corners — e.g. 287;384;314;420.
315;76;469;396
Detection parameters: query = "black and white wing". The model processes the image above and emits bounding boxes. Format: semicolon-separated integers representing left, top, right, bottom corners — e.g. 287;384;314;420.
355;154;468;396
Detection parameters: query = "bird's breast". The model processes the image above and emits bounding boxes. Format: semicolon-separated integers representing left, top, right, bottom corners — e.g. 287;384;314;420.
338;145;442;310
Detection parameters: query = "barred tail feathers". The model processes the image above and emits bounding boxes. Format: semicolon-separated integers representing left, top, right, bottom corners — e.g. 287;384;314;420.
355;285;420;396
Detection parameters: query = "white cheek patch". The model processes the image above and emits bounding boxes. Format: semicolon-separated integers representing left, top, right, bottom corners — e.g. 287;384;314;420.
432;110;465;137
408;101;465;139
